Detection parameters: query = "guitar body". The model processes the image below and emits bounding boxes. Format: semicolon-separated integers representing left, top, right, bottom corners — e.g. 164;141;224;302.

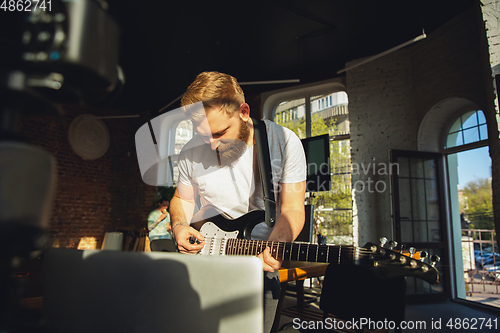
191;205;265;240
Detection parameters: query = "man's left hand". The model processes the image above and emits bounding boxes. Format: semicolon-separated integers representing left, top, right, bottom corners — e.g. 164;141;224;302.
257;247;283;272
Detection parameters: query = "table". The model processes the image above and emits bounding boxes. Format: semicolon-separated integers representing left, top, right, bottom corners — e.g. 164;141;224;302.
271;261;329;333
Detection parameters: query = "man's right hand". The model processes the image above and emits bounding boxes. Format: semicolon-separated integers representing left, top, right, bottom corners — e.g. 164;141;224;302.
173;224;205;254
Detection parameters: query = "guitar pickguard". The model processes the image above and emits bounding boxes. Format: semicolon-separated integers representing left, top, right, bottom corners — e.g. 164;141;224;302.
199;222;239;256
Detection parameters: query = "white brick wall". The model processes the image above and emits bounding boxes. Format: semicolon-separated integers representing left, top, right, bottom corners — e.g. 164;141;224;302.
347;49;417;245
481;0;500;247
346;6;497;246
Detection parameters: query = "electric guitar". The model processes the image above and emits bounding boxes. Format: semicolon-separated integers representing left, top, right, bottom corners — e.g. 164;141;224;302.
190;206;441;286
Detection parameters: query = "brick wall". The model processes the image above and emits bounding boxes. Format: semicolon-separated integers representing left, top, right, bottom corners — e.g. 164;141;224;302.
18;104;157;249
346;6;496;245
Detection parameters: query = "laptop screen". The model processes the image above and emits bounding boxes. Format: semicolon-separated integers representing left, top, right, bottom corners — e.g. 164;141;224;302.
43;249;263;333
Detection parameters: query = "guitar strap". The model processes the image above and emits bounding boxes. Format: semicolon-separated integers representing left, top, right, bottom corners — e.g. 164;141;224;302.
252;118;276;228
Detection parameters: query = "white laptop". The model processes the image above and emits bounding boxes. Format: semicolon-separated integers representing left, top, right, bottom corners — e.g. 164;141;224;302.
43;249;263;333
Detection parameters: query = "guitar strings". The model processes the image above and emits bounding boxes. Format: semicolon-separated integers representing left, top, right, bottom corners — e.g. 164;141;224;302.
223;239;428;262
201;237;374;257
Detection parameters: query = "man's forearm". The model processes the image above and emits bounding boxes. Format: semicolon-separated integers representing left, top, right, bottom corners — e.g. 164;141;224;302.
170;195;195;227
267;208;305;243
268;181;306;243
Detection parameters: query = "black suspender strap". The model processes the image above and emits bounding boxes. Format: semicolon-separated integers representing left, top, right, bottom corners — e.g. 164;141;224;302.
252;118;276;228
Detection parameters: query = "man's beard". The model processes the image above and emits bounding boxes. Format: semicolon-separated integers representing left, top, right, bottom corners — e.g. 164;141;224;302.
216;119;250;166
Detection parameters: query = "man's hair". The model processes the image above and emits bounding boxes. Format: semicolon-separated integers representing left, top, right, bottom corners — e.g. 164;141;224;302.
181;72;245;119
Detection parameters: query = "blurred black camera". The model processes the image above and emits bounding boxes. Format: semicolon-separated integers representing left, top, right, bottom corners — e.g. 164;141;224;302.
0;2;122;331
2;0;122;110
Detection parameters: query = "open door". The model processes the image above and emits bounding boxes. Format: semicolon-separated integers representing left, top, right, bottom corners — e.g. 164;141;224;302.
390;149;451;301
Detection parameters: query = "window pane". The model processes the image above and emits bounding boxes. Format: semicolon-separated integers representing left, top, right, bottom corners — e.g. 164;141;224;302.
413;220;428;242
410;159;425;178
175;120;194;154
424;159;437;180
448;118;462;133
310;92;349;137
463;127;479;145
445;110;487;149
411;178;427;221
274;98;306;139
462;111;478;128
428;221;442;241
425;179;439;208
446;132;458;148
479;124;488;140
477;110;486;125
275;92;352;245
319;139;352;244
399;178;412;219
398;157;410;178
447;132;463;148
401;221;413;243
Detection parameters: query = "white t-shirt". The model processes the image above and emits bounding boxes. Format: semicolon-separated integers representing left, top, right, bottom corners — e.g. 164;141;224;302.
177;119;306;240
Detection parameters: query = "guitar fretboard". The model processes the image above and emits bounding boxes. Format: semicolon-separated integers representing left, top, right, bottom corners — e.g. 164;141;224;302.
225;238;359;264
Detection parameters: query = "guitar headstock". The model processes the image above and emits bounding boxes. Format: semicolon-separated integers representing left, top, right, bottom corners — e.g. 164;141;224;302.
362;239;441;285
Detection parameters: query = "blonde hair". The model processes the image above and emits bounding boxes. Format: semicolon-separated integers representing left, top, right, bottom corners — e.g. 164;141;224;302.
181;72;245;119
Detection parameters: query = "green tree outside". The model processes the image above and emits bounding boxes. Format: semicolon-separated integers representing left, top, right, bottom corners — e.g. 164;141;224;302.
460;178;494;231
275;108;353;244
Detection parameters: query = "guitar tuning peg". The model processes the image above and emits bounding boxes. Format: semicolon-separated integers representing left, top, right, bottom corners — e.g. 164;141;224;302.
409;247;416;258
419;251;428;262
400;244;405;253
430;255;441;267
379;237;388;248
388;240;398;250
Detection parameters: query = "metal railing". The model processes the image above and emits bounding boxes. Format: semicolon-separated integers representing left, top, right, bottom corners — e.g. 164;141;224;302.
461;229;499;296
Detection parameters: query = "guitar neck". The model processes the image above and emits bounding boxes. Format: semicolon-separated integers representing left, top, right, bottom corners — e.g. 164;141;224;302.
197;221;440;284
225;238;357;264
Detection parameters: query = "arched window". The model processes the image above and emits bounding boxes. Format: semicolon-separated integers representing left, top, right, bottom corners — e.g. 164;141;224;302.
443;109;494;303
445;110;488;150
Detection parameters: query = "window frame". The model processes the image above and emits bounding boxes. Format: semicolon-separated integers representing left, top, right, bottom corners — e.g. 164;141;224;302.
442;108;489;155
261;78;354;244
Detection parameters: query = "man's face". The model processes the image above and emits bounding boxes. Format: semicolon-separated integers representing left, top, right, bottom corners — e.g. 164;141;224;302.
159;200;169;209
194;107;251;165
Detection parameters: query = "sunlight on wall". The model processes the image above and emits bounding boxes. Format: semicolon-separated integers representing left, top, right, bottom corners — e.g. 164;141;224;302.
77;237;97;250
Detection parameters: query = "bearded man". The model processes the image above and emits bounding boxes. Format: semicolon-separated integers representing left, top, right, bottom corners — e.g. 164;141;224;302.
169;71;306;333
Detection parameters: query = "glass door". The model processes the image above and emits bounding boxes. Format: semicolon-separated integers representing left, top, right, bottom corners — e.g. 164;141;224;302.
390;149;450;301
